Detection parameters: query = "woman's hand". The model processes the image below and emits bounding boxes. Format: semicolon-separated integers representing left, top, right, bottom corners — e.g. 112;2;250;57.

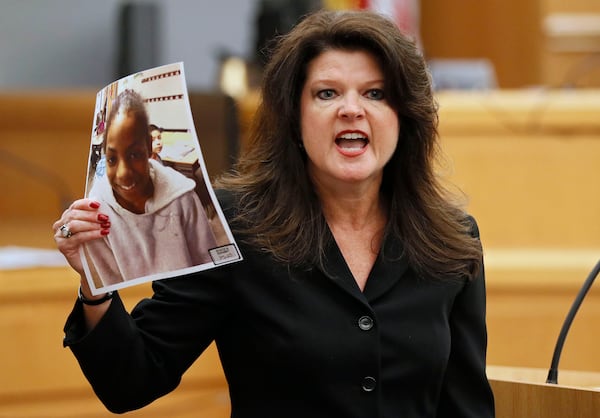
53;199;110;275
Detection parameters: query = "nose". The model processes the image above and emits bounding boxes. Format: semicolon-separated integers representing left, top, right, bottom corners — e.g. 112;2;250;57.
338;93;365;119
115;160;132;181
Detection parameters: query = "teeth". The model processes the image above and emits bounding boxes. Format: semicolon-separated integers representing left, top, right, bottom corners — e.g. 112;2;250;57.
339;132;365;140
120;183;135;191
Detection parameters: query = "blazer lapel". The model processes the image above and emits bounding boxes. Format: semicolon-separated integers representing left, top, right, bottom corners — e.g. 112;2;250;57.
317;231;410;304
317;235;369;303
363;234;409;302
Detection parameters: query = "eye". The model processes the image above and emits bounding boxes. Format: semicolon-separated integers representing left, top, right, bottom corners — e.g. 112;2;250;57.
366;89;385;100
106;156;116;166
317;89;336;100
129;151;143;160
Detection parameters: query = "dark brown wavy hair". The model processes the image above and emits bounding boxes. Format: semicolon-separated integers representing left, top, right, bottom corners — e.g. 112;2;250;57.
217;9;482;280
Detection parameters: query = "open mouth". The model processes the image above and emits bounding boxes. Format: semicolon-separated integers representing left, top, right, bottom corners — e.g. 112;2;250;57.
118;183;136;191
335;132;369;150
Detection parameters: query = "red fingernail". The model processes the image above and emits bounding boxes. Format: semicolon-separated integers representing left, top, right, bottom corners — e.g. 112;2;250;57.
101;229;110;236
90;201;100;209
98;214;109;222
101;222;111;228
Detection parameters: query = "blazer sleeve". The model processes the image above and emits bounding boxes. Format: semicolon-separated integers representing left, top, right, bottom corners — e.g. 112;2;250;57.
437;219;496;417
62;263;236;414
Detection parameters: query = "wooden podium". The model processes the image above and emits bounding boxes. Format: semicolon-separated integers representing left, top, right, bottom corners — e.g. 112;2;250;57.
488;365;600;417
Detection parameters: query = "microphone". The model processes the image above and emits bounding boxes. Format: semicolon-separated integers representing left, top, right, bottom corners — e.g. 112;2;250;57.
546;258;600;384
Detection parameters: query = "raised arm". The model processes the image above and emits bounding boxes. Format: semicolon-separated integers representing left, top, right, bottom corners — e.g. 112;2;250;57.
53;198;112;329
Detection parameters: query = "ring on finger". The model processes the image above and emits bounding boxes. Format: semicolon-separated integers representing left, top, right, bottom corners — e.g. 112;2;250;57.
60;223;73;238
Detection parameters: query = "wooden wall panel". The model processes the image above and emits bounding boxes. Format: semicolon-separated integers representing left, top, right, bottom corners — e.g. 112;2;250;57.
420;0;600;88
420;0;542;88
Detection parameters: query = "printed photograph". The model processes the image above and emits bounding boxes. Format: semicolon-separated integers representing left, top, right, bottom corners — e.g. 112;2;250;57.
82;62;241;295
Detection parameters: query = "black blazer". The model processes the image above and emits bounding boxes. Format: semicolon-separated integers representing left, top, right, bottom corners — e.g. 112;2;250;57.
64;194;495;418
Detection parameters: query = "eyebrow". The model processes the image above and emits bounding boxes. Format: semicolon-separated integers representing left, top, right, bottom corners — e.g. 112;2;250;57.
106;140;147;152
308;77;385;85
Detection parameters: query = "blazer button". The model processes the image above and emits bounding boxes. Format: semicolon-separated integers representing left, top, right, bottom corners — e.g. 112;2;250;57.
361;376;377;392
358;315;374;331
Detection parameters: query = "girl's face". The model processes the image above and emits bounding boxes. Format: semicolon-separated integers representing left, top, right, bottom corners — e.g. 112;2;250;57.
151;129;163;154
299;49;399;193
105;111;153;213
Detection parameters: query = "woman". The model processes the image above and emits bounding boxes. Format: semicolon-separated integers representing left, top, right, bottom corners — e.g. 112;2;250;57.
54;9;494;418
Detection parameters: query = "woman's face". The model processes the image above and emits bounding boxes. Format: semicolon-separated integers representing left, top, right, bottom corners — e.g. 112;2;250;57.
300;49;399;192
104;111;153;212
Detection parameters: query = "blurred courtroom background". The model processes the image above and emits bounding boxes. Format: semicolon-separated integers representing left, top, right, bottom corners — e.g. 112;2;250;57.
1;0;599;417
1;0;600;89
0;0;257;90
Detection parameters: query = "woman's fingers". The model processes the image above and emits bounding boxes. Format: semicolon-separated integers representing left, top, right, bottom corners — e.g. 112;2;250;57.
53;199;103;229
53;199;110;274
